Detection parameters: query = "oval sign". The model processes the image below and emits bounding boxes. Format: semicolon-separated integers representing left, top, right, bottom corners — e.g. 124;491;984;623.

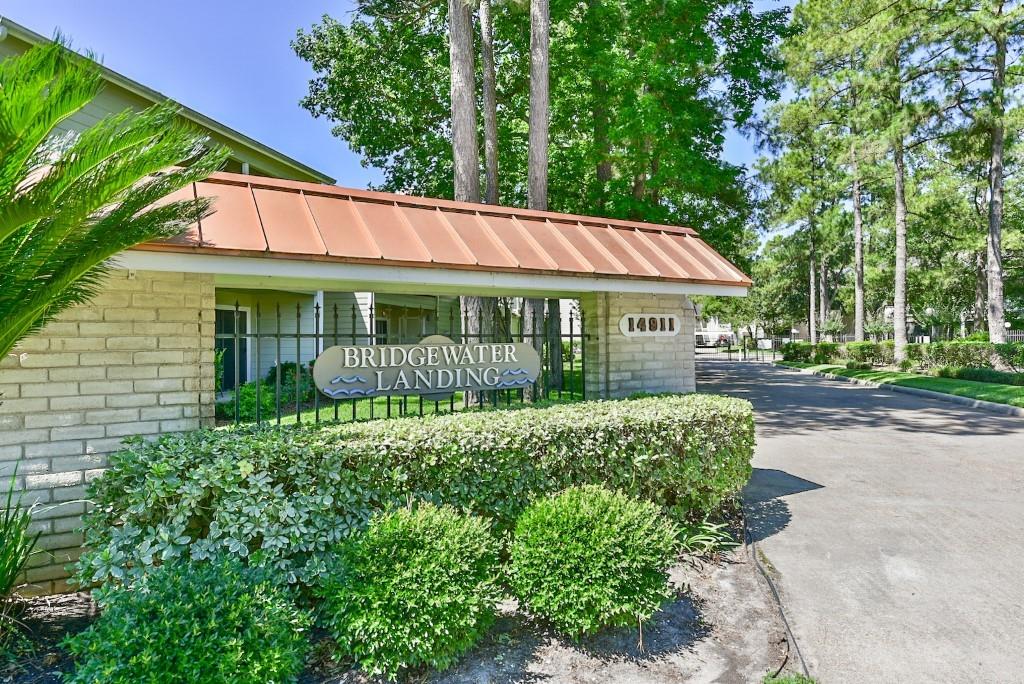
619;313;681;338
312;335;542;398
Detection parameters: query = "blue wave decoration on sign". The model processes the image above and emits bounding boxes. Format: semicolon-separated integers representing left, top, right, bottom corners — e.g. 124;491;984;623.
496;378;533;388
329;375;367;384
323;387;376;398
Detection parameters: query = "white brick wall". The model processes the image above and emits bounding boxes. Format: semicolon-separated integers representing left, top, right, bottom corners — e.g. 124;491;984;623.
0;269;215;594
582;292;696;399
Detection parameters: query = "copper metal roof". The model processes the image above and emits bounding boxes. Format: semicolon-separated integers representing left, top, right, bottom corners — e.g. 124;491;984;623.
141;172;751;288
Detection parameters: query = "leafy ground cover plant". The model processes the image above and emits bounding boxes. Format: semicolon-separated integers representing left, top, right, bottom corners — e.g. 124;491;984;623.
76;394;754;589
63;558;309;684
678;518;738;556
316;503;501;681
507;485;680;639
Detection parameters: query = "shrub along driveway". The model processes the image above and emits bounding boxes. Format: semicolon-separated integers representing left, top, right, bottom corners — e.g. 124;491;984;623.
698;361;1024;683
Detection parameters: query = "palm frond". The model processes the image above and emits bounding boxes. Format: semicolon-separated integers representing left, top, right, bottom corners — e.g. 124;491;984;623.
0;39;229;358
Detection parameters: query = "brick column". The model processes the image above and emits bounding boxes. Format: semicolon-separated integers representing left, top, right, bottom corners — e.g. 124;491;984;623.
0;269;215;594
580;292;696;399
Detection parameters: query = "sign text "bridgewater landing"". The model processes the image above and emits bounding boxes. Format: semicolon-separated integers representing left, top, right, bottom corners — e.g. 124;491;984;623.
312;335;542;398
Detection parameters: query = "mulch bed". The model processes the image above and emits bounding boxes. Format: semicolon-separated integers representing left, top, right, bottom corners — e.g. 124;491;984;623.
2;547;787;684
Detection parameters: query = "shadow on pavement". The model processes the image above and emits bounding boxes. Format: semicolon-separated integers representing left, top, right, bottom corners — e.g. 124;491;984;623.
696;360;1024;438
743;468;823;542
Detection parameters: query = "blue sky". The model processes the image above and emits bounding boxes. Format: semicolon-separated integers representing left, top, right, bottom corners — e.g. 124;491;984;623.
4;1;777;188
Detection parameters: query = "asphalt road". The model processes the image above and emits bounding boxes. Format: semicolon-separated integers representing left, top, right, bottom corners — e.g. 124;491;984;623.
698;361;1024;683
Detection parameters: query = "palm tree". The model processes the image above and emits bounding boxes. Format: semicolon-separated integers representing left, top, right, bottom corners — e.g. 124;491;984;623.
0;40;227;358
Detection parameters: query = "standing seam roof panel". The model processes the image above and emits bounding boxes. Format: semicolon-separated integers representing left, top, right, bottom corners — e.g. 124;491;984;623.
138;173;751;287
151;185;202;246
396;205;477;265
482;215;555;271
653;233;722;281
304;194;382;259
515;218;595;273
252;188;327;255
195;181;267;251
441;211;519;268
351;201;431;262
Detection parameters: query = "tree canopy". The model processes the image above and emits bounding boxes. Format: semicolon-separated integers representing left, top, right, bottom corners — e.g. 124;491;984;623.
293;0;792;269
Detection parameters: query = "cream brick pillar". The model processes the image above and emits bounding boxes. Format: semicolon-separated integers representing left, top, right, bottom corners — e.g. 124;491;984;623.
581;292;696;399
0;269;215;594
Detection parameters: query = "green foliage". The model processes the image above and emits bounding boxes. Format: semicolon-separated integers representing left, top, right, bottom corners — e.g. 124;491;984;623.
846;360;871;370
813;342;840;364
76;395;754;589
995;343;1024;372
264;361;316;400
0;469;37;599
898;358;914;372
215;361;316;422
317;504;501;680
781;341;812;362
782;341;839;364
63;558;310;684
923;341;996;369
213;348;226;393
0;467;39;648
677;518;738;555
215;380;274;421
820;311;845;336
293;0;791;269
0;40;227;358
763;674;817;684
936;366;1024;387
508;486;680;638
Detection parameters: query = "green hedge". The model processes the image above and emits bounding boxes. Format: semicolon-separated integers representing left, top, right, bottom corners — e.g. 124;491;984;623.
64;558;310;684
508;486;679;638
317;504;501;680
781;341;840;364
936;366;1024;386
76;394;754;590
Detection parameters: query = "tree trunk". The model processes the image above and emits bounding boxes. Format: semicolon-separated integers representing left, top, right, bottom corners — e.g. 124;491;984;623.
448;0;486;402
852;145;865;342
527;0;550;211
448;0;479;204
975;251;987;332
818;257;828;328
987;29;1007;343
594;80;612;212
523;0;549;400
808;222;817;345
893;136;909;362
479;0;499;205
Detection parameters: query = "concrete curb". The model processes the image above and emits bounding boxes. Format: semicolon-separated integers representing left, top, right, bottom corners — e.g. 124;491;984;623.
772;362;1024;418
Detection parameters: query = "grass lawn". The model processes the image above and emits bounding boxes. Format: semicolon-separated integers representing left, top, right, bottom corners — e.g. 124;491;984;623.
778;362;1024;408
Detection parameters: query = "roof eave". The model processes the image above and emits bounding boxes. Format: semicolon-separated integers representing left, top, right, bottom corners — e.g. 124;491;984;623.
0;17;335;184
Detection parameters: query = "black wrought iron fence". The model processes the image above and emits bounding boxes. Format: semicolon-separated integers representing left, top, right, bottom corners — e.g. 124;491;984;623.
694;336;786;362
215;300;587;426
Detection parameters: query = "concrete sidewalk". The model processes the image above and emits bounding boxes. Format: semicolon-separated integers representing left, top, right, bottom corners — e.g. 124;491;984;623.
698;361;1024;683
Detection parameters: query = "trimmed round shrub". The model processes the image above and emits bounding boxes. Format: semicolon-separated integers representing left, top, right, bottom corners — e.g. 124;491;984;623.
63;558;309;684
76;394;754;589
508;485;680;638
316;503;502;680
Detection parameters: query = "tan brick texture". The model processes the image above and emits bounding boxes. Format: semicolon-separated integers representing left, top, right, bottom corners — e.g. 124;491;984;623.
581;292;696;399
0;269;215;594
